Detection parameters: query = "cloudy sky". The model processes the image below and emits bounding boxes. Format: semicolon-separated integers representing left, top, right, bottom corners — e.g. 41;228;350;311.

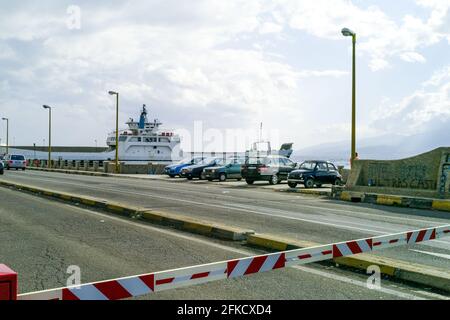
0;0;449;152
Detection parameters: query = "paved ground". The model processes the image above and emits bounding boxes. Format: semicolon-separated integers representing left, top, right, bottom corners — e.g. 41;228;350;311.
0;187;447;300
2;170;449;271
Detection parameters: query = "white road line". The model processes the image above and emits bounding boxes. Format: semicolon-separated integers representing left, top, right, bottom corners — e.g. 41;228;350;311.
410;249;450;260
4;174;450;248
34;170;448;225
291;266;426;300
8;175;389;234
21;170;450;227
412;290;449;300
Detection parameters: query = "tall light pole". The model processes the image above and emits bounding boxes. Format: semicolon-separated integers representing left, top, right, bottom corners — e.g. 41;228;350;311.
43;105;52;168
108;91;119;173
341;27;356;167
1;117;8;154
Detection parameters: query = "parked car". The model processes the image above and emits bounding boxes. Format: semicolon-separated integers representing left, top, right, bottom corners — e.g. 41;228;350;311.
241;155;297;185
4;154;27;170
180;157;224;180
164;157;204;177
203;157;244;182
287;160;342;188
0;161;4;175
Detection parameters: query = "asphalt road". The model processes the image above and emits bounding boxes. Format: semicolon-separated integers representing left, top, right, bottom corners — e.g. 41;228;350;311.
1;170;449;271
0;187;447;300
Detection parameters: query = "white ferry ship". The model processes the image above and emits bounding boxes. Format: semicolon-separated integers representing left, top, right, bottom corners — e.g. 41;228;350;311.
3;105;182;163
105;105;181;162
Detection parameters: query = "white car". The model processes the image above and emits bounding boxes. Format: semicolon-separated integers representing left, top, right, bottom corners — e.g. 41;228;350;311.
4;154;27;170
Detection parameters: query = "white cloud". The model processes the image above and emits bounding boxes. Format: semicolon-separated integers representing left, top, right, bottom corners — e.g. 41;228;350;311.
275;0;450;71
259;22;283;34
400;51;426;63
371;65;450;134
369;58;390;71
297;70;348;78
0;43;15;60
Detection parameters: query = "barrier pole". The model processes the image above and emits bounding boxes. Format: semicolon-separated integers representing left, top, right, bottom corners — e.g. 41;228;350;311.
0;264;17;300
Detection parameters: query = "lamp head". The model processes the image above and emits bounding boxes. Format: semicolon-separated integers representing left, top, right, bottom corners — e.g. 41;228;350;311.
1;117;7;120
43;105;51;109
108;91;118;95
341;28;355;37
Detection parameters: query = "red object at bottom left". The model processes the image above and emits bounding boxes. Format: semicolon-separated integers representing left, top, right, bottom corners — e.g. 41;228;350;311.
0;264;17;300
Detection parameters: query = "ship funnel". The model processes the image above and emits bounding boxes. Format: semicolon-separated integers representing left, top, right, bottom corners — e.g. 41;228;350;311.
139;104;148;129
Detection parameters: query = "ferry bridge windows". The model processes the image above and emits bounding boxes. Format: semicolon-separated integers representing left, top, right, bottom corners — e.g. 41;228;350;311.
128;137;142;142
119;136;127;142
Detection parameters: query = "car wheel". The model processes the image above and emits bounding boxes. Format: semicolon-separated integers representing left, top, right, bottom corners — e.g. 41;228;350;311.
15;168;18;170
316;184;322;188
288;182;297;188
334;178;342;186
207;178;213;181
219;173;227;182
304;178;314;188
269;174;279;185
22;168;26;171
169;174;176;178
237;178;242;181
245;179;254;185
187;176;193;180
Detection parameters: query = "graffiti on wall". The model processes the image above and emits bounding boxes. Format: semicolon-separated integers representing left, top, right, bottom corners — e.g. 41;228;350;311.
439;156;450;195
366;162;437;190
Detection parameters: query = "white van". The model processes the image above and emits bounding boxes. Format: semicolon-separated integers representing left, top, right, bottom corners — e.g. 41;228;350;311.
4;154;27;170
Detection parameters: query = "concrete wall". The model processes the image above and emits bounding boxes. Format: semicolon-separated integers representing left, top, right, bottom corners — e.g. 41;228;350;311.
346;147;450;199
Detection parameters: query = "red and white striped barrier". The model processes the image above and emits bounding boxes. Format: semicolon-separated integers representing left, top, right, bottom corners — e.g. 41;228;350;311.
155;261;227;291
332;239;372;258
285;244;333;266
5;224;450;300
227;252;285;278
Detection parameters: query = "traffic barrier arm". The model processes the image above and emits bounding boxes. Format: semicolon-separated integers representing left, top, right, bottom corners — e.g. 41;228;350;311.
1;224;448;300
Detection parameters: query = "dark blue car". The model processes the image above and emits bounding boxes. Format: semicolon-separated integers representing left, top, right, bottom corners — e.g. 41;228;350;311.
164;157;204;178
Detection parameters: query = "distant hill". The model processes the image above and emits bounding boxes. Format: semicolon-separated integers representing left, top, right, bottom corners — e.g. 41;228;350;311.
293;124;449;161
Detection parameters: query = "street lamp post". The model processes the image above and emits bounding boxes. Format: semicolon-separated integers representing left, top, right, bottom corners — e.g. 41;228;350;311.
341;27;356;167
43;105;52;168
1;117;8;154
108;91;120;173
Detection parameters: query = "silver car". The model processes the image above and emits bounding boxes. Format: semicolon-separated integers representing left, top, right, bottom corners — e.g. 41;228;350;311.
4;154;27;170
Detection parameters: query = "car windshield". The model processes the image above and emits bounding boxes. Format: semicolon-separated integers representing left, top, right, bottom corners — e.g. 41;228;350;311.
11;155;25;160
215;158;228;166
299;162;316;170
228;158;243;165
178;158;196;165
198;157;217;165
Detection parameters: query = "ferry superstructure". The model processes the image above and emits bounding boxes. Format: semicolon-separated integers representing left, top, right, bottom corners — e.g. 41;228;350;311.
106;105;181;162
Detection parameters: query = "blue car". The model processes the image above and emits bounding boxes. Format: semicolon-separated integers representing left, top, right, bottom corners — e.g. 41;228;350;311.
164;157;204;177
